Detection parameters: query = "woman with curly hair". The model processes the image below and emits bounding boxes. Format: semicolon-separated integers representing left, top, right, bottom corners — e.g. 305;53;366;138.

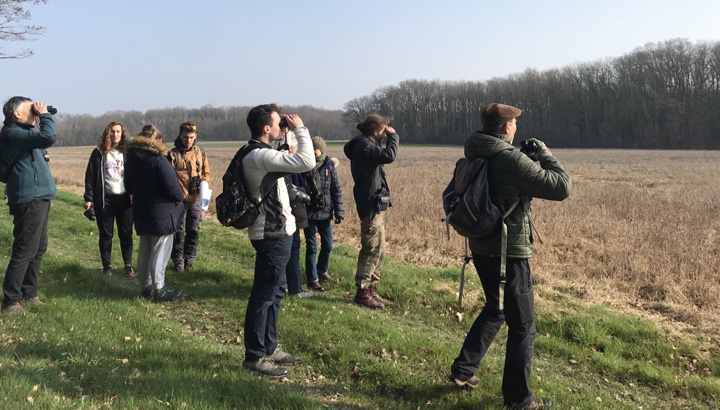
83;122;135;277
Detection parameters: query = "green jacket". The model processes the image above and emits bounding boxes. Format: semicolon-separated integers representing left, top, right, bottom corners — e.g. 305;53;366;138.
0;114;57;205
464;131;571;259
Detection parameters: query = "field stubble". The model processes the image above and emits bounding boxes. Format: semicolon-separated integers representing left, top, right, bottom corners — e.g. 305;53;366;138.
50;145;720;328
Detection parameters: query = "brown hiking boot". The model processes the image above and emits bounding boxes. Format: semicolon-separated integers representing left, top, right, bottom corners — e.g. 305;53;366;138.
369;284;393;305
354;287;384;309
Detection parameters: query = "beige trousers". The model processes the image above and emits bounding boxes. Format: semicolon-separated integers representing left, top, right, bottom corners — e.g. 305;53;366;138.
355;211;386;289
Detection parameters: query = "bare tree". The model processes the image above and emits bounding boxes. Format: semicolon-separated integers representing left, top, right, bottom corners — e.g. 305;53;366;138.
0;0;48;59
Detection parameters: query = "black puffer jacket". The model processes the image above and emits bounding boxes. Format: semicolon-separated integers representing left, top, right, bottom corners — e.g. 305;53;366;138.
306;155;344;221
124;137;184;236
343;133;398;220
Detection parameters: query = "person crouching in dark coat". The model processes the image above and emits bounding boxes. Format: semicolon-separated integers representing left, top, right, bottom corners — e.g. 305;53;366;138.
124;125;184;302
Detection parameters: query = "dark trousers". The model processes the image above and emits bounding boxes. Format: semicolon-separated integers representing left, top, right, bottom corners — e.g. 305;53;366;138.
96;194;133;269
451;255;537;408
286;230;304;295
304;219;333;284
2;199;50;307
244;235;291;362
172;201;202;267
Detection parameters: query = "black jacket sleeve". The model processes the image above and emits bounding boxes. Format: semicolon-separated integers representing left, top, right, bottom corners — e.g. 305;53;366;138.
83;148;101;203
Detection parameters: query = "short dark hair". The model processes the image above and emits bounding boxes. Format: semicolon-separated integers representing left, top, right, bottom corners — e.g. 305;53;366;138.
3;96;32;120
246;104;280;138
357;113;391;136
178;121;197;137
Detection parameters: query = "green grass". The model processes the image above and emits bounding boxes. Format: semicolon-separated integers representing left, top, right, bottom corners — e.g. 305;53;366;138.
0;188;718;409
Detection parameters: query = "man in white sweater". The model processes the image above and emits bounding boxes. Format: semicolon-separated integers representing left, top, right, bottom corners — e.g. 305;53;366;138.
241;104;315;378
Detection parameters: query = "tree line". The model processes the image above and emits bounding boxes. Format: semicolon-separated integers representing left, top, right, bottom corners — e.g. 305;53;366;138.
343;39;720;149
54;105;352;146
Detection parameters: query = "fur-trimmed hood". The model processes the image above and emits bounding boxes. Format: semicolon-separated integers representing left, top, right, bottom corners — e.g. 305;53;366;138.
125;136;169;156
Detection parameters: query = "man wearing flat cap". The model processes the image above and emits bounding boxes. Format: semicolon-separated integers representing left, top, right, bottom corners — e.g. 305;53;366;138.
448;103;571;409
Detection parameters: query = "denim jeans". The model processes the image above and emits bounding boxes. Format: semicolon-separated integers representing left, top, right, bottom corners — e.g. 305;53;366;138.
304;219;333;284
451;255;537;407
244;235;291;362
285;230;304;295
2;199;50;307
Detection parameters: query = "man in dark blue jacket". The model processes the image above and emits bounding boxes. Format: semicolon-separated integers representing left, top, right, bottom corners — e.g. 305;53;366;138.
0;96;57;313
343;113;398;309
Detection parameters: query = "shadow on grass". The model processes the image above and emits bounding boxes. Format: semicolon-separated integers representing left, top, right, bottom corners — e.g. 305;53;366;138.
1;339;348;409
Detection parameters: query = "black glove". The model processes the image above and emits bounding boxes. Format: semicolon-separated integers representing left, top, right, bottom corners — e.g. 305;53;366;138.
334;216;343;225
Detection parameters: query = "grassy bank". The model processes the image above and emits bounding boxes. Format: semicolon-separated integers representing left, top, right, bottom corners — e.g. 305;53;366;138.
0;188;718;409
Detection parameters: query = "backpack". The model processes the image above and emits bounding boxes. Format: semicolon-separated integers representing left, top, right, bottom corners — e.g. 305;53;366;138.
0;150;24;184
442;156;519;309
215;144;265;229
442;157;503;238
303;166;325;212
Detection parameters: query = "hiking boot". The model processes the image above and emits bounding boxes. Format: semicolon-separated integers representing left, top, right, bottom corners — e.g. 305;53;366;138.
266;347;300;364
508;397;553;409
186;260;194;269
153;286;183;302
242;358;289;379
25;297;44;305
2;301;25;313
102;267;112;276
174;262;184;273
308;281;324;292
318;272;334;282
139;286;154;300
124;265;136;278
448;373;480;390
354;287;384;309
292;290;314;298
369;284;393;305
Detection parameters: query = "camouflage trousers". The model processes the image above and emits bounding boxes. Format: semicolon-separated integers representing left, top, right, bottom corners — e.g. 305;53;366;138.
355;211;386;289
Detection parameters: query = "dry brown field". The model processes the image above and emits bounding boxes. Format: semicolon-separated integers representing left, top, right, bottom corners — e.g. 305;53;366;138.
49;144;720;328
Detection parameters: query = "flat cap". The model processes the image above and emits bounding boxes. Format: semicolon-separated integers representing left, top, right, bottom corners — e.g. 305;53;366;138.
480;103;522;128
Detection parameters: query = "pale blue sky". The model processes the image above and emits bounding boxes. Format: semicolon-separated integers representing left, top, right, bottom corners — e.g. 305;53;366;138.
3;0;720;115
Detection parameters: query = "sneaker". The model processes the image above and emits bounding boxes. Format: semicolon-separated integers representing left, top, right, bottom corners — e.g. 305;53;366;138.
369;284;393;305
508;397;553;409
354;287;384;309
318;272;334;282
102;267;112;276
308;281;324;292
242;358;288;379
139;286;153;300
25;297;44;305
292;290;314;298
2;301;25;313
448;373;480;390
266;347;300;364
124;266;136;278
153;286;183;302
